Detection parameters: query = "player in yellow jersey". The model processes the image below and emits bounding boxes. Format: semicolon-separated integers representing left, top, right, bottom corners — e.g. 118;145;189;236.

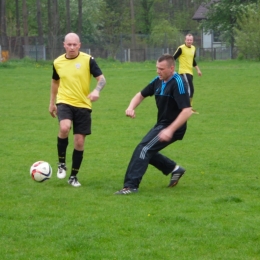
173;34;202;113
49;33;106;187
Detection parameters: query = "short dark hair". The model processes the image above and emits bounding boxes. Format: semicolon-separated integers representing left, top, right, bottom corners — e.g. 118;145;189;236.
157;54;175;67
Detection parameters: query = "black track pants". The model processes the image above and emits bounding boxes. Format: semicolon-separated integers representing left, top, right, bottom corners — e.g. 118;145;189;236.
123;125;183;189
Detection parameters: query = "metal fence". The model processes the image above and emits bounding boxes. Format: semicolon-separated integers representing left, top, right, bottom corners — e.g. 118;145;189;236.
0;34;238;62
0;45;238;62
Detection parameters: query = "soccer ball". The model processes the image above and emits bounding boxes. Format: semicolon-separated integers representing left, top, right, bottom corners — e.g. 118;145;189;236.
30;161;52;182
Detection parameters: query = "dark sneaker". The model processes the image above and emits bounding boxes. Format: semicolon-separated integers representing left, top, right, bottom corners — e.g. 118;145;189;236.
68;176;81;187
57;163;67;179
114;188;138;195
168;166;186;187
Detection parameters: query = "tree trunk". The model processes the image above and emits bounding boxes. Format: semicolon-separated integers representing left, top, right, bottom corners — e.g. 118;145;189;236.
0;0;8;50
130;0;136;61
47;0;53;59
36;0;44;45
22;0;29;56
15;0;23;58
66;0;71;33
52;0;60;58
78;0;82;38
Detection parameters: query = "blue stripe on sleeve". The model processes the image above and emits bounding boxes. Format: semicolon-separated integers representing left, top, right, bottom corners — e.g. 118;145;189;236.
173;73;185;94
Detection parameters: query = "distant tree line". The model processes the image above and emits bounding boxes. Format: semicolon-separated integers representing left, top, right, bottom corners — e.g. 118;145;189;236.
0;0;260;60
0;0;202;59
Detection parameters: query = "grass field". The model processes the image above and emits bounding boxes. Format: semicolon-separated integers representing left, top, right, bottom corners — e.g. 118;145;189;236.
0;58;260;260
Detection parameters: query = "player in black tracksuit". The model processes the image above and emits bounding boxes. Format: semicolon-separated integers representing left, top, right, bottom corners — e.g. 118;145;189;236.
115;54;192;195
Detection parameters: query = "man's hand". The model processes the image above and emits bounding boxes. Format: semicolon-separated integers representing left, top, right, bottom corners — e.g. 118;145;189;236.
158;128;173;142
49;104;57;118
88;89;100;102
125;108;136;118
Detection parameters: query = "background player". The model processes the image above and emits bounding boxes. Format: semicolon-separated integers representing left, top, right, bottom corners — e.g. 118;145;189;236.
173;33;202;113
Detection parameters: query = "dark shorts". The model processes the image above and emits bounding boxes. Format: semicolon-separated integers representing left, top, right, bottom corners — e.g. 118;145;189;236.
57;103;92;135
181;73;194;98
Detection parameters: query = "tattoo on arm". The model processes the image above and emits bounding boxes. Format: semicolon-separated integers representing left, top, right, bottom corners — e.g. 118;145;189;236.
95;76;106;91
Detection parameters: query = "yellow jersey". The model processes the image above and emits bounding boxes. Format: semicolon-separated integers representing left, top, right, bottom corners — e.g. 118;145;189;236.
53;52;92;109
174;44;196;75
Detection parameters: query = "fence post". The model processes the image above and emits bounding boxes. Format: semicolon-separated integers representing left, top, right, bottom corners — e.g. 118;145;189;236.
43;45;46;60
124;49;127;62
36;41;38;62
128;49;131;62
0;45;2;62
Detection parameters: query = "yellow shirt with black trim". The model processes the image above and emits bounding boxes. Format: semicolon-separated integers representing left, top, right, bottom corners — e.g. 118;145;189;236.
53;52;92;109
175;44;196;75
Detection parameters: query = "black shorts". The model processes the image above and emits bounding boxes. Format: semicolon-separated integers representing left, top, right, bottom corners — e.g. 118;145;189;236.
57;103;92;135
181;73;194;98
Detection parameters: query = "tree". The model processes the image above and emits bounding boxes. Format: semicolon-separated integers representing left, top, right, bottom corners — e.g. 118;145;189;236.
36;0;44;45
47;0;52;57
201;0;258;58
0;0;8;49
98;0;131;58
136;0;154;34
135;0;200;38
66;0;71;32
1;0;203;60
150;19;183;48
47;0;60;58
15;0;22;58
22;0;29;48
47;0;60;59
235;1;260;60
130;0;136;60
78;0;82;37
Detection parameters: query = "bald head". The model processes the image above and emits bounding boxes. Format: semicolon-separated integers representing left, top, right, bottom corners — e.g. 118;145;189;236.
64;33;80;43
63;33;81;58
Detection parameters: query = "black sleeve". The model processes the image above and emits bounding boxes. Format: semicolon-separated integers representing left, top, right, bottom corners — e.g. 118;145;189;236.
173;47;182;60
193;50;197;67
141;84;153;97
90;57;103;77
141;77;159;97
52;65;60;80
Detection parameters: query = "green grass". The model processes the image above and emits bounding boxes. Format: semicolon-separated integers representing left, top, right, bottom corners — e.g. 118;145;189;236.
0;59;260;260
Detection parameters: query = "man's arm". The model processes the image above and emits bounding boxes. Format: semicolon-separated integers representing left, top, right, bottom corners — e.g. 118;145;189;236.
158;107;193;142
193;51;202;76
195;65;202;76
173;47;182;60
125;92;145;118
49;79;59;118
87;74;106;102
